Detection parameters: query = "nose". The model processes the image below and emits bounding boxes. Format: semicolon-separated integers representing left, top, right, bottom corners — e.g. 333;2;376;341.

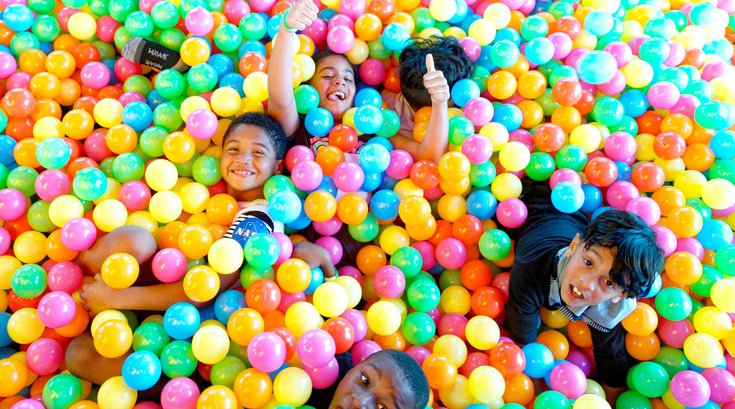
352;391;376;409
579;275;597;292
333;76;346;85
235;151;253;163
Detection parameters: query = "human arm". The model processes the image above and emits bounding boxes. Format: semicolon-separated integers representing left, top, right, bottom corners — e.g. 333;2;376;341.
504;264;543;344
80;270;241;316
390;54;449;162
292;240;337;278
266;0;318;137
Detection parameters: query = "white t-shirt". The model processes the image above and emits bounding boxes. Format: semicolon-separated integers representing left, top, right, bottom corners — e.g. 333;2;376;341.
223;199;284;249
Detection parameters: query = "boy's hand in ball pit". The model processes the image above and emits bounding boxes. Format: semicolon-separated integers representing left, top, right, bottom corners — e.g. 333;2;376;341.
283;0;319;32
423;54;450;105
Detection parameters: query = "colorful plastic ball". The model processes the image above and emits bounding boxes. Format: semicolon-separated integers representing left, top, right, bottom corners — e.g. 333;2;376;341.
451;78;481;107
247;331;286;373
26;337;64;376
0;188;27;221
122;350;162;391
670;370;710;407
711;278;735;313
37;291;75;329
163;302;201;340
549;362;587;399
41;373;83;409
576;51;617;85
97;376;137;409
101;252;139;290
522;343;555;379
161;377;200;409
191;324;229;365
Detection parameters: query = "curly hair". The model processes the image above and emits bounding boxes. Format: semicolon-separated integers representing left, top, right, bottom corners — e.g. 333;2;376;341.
366;349;430;409
398;35;475;109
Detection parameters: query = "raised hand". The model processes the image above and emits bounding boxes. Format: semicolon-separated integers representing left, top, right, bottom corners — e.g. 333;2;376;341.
284;0;319;32
423;54;450;105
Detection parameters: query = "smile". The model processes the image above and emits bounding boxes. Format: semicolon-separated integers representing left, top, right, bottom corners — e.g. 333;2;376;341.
231;169;255;176
328;91;346;101
570;285;584;299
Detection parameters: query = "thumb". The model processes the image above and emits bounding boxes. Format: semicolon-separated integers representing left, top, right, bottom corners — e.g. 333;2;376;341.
426;53;435;73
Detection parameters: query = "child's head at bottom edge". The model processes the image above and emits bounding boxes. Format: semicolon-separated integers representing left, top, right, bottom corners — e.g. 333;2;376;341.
560;209;664;308
220;112;287;202
329;349;430;409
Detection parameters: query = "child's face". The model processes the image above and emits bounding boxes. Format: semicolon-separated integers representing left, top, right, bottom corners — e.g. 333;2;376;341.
559;234;626;308
329;357;413;409
220;124;281;202
310;54;356;121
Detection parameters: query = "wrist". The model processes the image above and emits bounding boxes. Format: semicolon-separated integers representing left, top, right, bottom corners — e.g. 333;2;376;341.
281;8;298;33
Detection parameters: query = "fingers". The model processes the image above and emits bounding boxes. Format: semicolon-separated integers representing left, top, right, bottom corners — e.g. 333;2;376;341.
426;53;435;72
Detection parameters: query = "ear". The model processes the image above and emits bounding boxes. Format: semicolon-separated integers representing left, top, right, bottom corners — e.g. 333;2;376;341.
566;233;581;257
275;160;284;175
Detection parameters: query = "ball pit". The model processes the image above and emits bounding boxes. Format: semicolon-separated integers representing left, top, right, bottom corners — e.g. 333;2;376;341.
0;0;734;407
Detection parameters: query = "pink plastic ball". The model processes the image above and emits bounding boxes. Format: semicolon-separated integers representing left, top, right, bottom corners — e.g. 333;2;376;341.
565;349;592;377
327;14;355;31
606;181;640;210
84;129;115;162
438;313;468;339
676;237;705;260
35;169;70;202
411;241;436;271
291;160;324;191
272;232;293;265
119;92;146;107
301;18;328;48
96;16;121;42
496;198;529;229
670;370;710;407
339;0;367;20
223;0;250;24
6;71;32;90
26;338;64;375
459;37;481;61
702;60;728;82
303;357;341;389
464;97;494;127
372;265;406;299
462;134;493;165
625;196;661;226
119;181;152;212
665;42;685;66
0;226;9;254
648;82;680;110
152;248;188;283
10;399;45;409
114;58;144;83
185;7;215;36
703;368;735;404
284;145;315;172
597;71;626;95
186;109;218;140
248;0;274;12
0;51;17;79
337;265;362;284
549;362;587;399
350;340;381;364
652;225;677;257
248;332;287;372
80;62;111;89
326;26;355;55
37;291;76;328
435;238;467;270
297;329;336;368
604;132;636;161
658;318;694;348
0;188;27;221
340;308;368;341
47;261;83;294
161;377;200;409
359;58;388;86
312;216;343;236
57;7;78;32
60;217;97;252
549;33;573;60
277;291;306;314
332;161;365;193
549;168;582;189
386;149;414;180
139;0;161;13
604;42;633;67
315;236;344;265
405;346;431;366
669;94;699;118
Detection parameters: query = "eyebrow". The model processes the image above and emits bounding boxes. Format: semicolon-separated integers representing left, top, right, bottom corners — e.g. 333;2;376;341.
319;66;355;76
587;247;603;261
224;139;272;152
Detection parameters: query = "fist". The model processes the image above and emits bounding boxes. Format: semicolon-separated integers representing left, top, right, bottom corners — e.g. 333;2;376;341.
423;54;450;104
284;0;319;31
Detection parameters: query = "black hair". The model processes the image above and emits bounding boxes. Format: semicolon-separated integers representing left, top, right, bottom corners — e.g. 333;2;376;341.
582;209;664;298
222;112;287;159
398;35;475;109
367;349;429;409
312;50;357;78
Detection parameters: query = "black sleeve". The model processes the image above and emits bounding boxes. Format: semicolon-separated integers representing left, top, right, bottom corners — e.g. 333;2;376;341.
305;352;354;409
591;323;634;388
504;263;542;344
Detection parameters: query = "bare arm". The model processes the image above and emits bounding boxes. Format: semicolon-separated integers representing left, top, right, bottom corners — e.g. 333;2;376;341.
391;54;449;162
267;0;318;137
81;270;241;315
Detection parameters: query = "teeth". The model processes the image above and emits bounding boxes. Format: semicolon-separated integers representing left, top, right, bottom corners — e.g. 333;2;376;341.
329;91;346;101
572;286;583;298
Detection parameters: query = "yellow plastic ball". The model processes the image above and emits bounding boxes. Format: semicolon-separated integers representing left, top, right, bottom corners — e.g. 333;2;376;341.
149;191;183;223
437;195;466;223
210;87;242;117
101;253;139;290
334;276;362;309
465;315;499;350
67;12;97;40
0;255;21;289
91;310;128;335
180;37;211;66
621;59;654;89
379;225;411;255
243;72;269;103
701;178;735;210
285;301;323;337
479;122;510;151
468;19;496;46
673;170;706;199
429;0;457;21
192;324;230;365
491;172;523;201
33;117;63;140
683;333;724;369
180;96;210;122
692;306;732;340
0;357;27;398
499;141;531;171
313;281;349;318
438;151;471;182
573;394;611;409
273;367;311;407
393;179;423;200
93;199;128;232
93;98;123;128
93;319;133;358
98;376;137;409
366;300;401;336
277;259;311;294
484;3;511;29
468;365;505;404
207;238;244;275
183;265;220;303
434;334;468;367
13;231;47;264
144;159;178;192
7;308;45;345
440;285;472;315
569;124;602;153
179;182;210;214
711;278;735;313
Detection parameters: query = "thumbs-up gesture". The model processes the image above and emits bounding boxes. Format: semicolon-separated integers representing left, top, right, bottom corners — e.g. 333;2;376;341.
283;0;319;32
423;54;450;105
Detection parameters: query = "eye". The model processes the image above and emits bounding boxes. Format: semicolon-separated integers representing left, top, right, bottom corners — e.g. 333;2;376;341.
360;372;369;386
345;77;354;83
604;279;616;289
377;403;387;409
226;147;238;152
583;258;592;267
